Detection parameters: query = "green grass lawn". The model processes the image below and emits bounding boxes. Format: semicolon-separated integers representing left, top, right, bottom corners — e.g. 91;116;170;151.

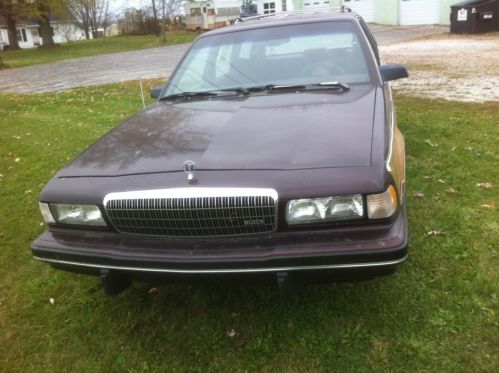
0;84;497;371
0;32;197;69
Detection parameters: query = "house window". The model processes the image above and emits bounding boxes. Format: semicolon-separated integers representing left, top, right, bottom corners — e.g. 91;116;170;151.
282;0;287;12
17;28;27;42
263;2;276;14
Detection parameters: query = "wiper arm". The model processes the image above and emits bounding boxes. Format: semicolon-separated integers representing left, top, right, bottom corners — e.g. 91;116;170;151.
159;91;219;101
313;81;350;91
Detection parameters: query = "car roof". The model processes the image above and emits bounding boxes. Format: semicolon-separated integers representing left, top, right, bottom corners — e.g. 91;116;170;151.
199;10;361;38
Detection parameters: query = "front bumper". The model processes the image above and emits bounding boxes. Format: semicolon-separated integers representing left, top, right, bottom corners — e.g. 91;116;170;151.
32;204;408;278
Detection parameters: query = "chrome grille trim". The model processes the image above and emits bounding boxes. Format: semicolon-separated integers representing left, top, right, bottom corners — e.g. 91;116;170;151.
104;188;278;237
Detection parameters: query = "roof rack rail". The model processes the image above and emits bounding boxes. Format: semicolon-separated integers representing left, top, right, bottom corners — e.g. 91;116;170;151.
234;6;352;24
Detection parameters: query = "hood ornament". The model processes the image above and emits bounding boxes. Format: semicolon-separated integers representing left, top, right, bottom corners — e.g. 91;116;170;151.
183;160;196;183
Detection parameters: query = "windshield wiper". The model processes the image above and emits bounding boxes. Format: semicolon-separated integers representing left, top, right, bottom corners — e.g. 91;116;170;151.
159;91;219;101
245;82;350;92
160;82;350;101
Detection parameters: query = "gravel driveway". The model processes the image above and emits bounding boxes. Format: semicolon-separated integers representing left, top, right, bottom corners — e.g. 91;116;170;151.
382;32;499;103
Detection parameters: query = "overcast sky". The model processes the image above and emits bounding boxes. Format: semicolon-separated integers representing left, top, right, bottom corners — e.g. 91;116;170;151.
109;0;151;15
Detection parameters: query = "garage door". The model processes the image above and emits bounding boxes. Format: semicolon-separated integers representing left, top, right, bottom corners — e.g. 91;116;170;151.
342;0;375;22
303;0;332;9
400;0;440;25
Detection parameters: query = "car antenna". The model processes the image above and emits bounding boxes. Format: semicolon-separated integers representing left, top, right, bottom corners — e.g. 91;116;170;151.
139;80;146;109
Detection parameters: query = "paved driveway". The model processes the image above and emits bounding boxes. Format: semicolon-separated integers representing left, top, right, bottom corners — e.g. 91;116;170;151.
0;25;448;94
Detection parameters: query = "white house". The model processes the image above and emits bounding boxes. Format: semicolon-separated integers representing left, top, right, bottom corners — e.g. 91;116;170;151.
185;0;241;30
252;0;464;25
0;17;91;50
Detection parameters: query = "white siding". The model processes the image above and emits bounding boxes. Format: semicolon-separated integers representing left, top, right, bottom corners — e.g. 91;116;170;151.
400;0;440;25
342;0;375;22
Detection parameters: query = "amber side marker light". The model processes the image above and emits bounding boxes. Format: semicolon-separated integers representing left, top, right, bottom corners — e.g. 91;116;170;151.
367;185;399;219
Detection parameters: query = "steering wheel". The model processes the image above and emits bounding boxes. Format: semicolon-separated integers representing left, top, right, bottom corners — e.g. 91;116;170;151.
299;63;346;78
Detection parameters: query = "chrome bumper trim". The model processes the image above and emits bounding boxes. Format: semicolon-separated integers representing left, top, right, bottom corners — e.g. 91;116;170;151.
34;255;407;274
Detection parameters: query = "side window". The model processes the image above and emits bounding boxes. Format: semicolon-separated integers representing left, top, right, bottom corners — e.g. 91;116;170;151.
359;18;380;65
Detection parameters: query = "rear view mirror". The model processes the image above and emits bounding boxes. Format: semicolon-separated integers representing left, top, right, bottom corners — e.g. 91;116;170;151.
150;86;164;99
379;64;409;82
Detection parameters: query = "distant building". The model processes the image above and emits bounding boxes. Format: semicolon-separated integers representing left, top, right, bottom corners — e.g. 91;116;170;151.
184;0;241;30
0;17;90;50
251;0;464;25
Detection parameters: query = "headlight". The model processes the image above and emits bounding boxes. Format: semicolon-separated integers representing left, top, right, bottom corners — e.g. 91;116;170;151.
367;185;398;219
40;203;107;227
286;195;363;225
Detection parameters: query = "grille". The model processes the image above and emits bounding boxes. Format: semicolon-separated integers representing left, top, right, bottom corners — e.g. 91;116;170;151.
104;188;278;237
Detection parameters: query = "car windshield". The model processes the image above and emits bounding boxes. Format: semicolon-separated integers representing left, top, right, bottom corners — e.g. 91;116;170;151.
164;21;372;96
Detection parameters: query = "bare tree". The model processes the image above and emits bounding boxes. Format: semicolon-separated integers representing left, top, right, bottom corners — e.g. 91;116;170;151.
159;0;183;42
67;0;109;39
150;0;160;36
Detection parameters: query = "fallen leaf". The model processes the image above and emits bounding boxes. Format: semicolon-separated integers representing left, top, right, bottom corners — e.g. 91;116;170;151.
475;183;492;190
445;188;456;193
49;298;55;305
427;231;444;236
227;329;237;338
24;189;32;195
425;139;438;147
437;179;446;184
423;176;432;180
433;194;441;201
14;158;20;162
481;204;492;209
413;192;424;198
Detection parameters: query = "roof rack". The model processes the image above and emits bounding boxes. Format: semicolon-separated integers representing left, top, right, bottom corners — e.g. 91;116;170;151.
234;6;352;24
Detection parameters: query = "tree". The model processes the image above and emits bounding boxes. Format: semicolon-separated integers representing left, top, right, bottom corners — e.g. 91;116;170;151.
67;0;109;39
241;0;257;15
0;0;29;50
150;0;160;36
159;0;183;42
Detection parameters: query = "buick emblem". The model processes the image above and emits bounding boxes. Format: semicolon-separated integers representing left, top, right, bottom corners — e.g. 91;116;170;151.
183;160;195;183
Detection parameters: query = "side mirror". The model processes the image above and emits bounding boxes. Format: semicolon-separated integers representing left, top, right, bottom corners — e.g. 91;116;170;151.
150;86;164;99
379;64;408;82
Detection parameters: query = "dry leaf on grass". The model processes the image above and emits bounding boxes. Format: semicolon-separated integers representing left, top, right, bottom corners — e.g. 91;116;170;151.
445;188;456;193
14;158;20;162
427;231;444;236
227;329;237;338
413;192;425;198
49;298;55;305
437;179;446;184
475;182;493;190
425;139;438;147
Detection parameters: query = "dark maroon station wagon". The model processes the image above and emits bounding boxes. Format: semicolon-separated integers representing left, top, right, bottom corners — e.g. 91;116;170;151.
33;8;409;295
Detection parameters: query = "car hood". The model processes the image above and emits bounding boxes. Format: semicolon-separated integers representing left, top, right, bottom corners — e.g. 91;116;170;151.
58;87;377;177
